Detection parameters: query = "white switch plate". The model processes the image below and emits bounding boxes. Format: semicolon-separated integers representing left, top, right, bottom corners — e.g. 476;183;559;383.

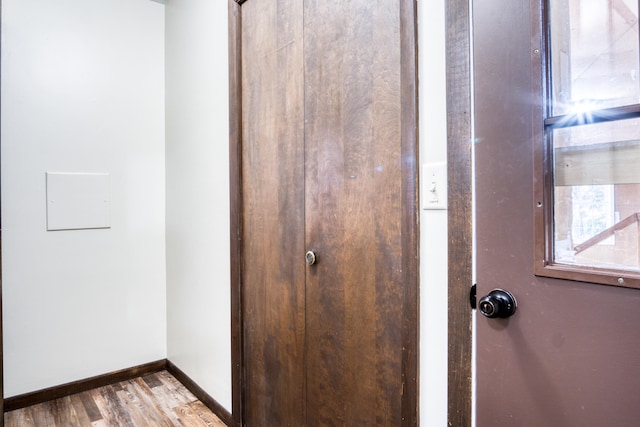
422;162;447;210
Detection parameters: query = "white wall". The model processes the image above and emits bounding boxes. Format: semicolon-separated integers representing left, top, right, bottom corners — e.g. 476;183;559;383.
1;0;166;397
164;0;232;412
418;0;449;425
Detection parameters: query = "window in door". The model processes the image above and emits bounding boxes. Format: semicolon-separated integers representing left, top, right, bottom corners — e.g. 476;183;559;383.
536;0;640;287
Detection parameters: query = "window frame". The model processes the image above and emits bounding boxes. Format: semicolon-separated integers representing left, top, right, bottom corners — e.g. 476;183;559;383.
533;0;640;289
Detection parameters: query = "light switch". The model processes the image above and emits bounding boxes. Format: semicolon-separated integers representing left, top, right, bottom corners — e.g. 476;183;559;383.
422;162;447;210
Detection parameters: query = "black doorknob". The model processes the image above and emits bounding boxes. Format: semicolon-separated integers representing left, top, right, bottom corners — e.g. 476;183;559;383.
478;289;517;318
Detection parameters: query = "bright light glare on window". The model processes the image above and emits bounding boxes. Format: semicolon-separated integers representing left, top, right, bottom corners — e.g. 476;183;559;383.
569;99;600;114
564;99;603;123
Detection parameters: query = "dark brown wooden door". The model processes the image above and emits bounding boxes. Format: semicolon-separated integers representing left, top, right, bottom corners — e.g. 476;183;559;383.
237;0;418;425
240;0;305;425
474;0;640;425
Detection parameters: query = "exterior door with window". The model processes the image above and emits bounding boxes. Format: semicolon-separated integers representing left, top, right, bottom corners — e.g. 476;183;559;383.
474;0;640;425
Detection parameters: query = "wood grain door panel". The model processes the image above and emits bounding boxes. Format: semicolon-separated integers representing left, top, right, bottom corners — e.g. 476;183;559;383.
237;0;418;425
304;1;405;425
241;1;305;425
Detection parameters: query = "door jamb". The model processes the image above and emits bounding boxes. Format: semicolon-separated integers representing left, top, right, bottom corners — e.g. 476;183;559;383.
1;0;5;422
228;1;243;427
446;0;473;426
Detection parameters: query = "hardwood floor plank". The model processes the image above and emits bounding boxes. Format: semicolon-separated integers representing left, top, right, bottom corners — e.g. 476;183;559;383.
173;401;225;427
87;388;119;426
5;406;35;427
51;396;80;426
185;401;226;427
157;371;197;402
3;371;226;427
118;380;176;427
142;373;163;389
92;386;136;426
69;394;96;426
130;378;180;427
28;402;56;426
154;372;196;409
78;390;103;422
115;387;154;427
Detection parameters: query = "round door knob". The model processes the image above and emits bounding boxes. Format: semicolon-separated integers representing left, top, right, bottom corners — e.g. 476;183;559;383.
305;250;317;266
478;289;517;318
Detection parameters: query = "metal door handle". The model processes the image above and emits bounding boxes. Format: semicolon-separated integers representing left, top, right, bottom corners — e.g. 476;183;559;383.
305;250;317;266
478;289;517;318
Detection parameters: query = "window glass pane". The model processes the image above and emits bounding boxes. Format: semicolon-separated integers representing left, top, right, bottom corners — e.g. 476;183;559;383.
570;185;615;246
553;118;640;271
550;0;640;115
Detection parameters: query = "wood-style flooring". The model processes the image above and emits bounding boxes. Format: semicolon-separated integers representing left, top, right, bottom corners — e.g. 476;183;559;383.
4;370;227;427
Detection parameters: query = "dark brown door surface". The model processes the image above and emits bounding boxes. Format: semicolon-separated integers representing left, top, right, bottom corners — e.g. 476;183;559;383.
474;0;640;426
240;0;305;425
236;0;418;425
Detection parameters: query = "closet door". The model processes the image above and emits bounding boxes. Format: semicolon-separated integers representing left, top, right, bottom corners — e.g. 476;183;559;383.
240;0;306;425
303;1;412;425
238;0;417;425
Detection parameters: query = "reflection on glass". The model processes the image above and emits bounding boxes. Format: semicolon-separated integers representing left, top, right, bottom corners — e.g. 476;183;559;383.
553;119;640;271
550;0;640;115
570;185;615;246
